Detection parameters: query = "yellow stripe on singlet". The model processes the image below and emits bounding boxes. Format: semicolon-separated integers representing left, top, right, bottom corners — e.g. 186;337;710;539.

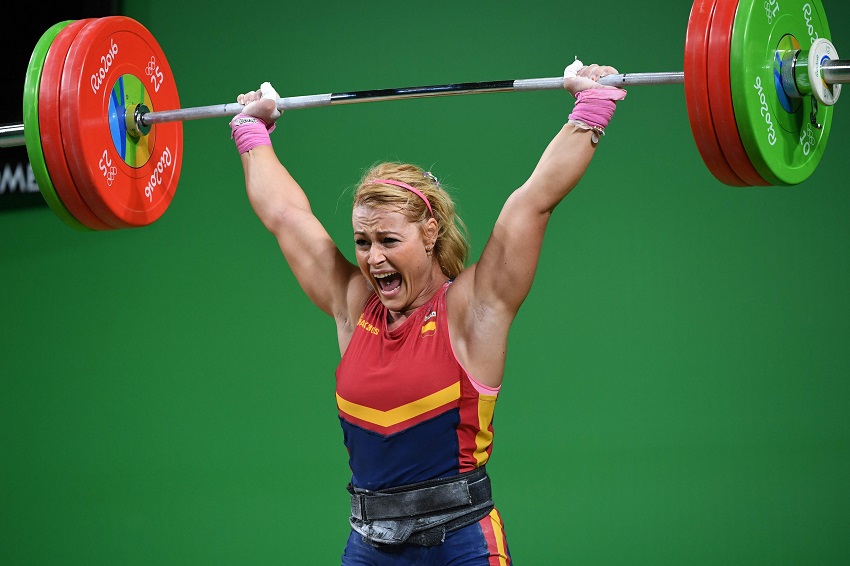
474;394;497;466
336;382;461;427
489;508;509;565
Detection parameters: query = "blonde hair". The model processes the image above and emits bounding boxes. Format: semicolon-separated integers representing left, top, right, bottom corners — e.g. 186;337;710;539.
354;162;470;279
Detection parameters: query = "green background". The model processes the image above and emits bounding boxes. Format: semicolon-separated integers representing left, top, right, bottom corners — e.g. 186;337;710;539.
2;0;850;563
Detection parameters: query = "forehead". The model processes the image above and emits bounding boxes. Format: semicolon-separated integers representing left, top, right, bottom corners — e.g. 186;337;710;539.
352;204;414;233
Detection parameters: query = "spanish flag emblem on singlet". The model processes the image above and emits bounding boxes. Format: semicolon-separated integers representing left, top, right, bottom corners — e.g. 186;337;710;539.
421;310;437;337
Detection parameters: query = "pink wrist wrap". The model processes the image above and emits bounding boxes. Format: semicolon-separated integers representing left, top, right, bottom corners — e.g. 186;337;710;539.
568;88;627;130
230;114;275;154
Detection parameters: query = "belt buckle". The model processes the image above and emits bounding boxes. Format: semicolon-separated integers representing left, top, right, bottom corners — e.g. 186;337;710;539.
359;493;369;521
351;492;369;521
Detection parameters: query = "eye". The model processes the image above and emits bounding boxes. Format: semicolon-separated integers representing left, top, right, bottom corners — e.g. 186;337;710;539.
381;237;399;246
354;238;370;248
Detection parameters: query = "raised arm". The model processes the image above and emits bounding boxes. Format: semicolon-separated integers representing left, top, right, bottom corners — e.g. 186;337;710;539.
448;62;627;386
231;84;368;328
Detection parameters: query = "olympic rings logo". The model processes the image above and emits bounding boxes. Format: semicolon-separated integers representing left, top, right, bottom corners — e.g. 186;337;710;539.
764;0;780;25
146;56;164;93
98;149;118;186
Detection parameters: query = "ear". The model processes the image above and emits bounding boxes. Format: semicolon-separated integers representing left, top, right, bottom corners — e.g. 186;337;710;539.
422;217;439;248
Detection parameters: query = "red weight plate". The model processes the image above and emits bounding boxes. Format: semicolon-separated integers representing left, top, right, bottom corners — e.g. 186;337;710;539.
61;16;182;228
684;0;748;186
39;18;114;231
706;0;770;185
24;20;89;231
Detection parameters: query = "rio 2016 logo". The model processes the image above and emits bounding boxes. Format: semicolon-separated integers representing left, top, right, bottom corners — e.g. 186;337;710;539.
802;3;820;45
90;38;119;95
753;76;778;146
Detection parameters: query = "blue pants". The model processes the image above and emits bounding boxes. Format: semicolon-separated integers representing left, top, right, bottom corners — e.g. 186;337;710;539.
341;508;511;565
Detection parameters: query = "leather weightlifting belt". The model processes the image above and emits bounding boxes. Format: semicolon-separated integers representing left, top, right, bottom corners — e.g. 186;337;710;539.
347;466;494;547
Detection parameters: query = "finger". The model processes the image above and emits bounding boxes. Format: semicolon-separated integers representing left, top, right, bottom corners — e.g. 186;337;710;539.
592;65;606;81
240;91;262;105
581;64;600;80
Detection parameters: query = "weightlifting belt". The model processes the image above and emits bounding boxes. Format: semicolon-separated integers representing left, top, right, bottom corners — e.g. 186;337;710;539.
347;466;494;547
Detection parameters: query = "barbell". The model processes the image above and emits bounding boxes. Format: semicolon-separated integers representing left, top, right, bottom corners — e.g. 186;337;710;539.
0;0;847;231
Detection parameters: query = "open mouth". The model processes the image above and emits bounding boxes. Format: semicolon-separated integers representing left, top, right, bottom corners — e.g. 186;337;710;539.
374;272;402;294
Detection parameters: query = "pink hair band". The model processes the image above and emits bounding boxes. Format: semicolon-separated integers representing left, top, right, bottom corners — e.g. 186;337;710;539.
371;179;434;217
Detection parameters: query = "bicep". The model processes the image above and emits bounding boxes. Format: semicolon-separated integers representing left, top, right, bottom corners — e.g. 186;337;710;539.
272;206;366;319
469;124;597;314
471;188;550;317
242;152;367;320
445;189;550;388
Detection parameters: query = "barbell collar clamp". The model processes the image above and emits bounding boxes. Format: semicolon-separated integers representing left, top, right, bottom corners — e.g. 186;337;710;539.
126;103;151;139
781;41;844;104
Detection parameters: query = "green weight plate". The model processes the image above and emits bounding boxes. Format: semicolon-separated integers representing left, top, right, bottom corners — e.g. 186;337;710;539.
731;0;834;185
23;20;92;231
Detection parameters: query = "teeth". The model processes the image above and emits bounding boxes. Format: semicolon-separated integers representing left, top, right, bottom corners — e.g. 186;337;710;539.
374;272;397;279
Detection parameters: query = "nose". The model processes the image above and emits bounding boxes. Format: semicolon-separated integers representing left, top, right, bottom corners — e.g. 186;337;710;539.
367;246;385;266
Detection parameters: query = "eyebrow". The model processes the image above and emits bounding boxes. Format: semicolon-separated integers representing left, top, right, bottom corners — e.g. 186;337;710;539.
353;229;402;238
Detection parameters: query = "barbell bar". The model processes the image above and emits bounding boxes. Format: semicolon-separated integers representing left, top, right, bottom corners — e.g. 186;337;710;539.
140;72;688;128
0;72;688;148
3;60;848;141
3;61;848;143
0;0;847;232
